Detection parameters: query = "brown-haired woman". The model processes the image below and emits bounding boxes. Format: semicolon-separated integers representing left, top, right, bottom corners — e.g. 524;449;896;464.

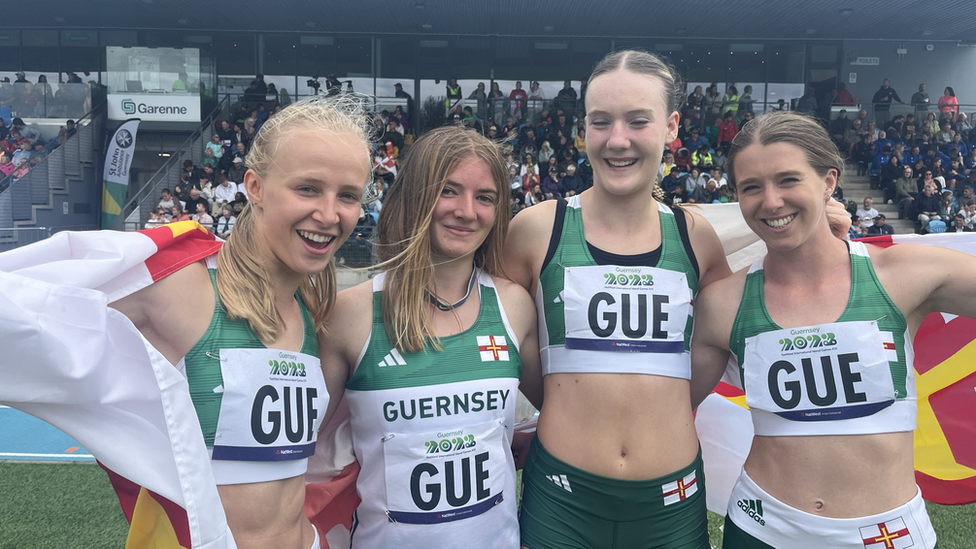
323;125;542;547
506;49;731;548
691;110;976;548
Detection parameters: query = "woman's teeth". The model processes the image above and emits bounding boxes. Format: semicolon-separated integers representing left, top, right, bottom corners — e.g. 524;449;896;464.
298;230;333;243
607;159;637;167
765;214;795;228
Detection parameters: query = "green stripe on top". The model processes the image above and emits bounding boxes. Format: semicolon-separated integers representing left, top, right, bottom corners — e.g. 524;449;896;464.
348;274;523;392
183;268;319;447
729;242;909;398
539;198;700;349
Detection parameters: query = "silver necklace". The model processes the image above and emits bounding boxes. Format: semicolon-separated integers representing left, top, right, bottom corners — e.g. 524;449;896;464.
426;267;477;312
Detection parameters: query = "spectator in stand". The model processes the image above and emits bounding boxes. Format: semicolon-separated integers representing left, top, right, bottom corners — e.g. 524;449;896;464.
685;128;710;152
686;85;705;126
872;78;905;127
737;85;754;116
690;178;721;204
911;83;930;117
0;152;14;177
206;134;223;160
230;191;248;215
853;133;873;176
692;143;714;170
880;154;903;204
706;116;722;148
718;111;739;154
561;162;586;197
468;82;487;121
487;82;505;126
940;189;959;220
169;202;190;223
214;205;236;239
227;157;246;185
721;85;739;118
844;118;864;160
915;183;942;233
509;81;528;120
704;83;721;121
867;213;895;235
555;80;578;115
183;187;208;218
957;112;973;135
962;200;976;229
938;87;959;123
948;212;972;232
191;202;214;228
541;166;564;198
574;127;586;161
796;87;818;116
896;166;917;218
855;197;879;229
201;147;218;170
958;186;975;208
834;82;855;106
829;109;852;145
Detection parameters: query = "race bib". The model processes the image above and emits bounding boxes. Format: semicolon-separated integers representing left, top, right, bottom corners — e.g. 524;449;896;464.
384;420;508;524
743;321;896;421
212;348;327;461
564;265;691;352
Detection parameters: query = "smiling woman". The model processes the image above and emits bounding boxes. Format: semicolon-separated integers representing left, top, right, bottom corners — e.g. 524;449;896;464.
107;94;374;549
322;125;543;548
505;49;730;549
691;111;976;549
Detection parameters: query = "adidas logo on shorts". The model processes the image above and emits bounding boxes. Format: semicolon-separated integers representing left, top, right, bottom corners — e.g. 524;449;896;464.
737;498;765;526
378;348;406;367
546;474;572;492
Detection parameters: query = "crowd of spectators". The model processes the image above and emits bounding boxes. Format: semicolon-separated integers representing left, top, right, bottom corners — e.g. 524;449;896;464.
0;116;78;186
826;79;976;234
1;71;94;119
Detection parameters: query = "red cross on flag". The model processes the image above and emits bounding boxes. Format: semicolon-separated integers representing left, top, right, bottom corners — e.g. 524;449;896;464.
477;335;509;361
662;471;698;506
859;517;914;549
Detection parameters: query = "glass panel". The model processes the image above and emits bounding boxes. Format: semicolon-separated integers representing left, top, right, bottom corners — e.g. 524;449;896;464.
767;44;805;83
217;35;256;77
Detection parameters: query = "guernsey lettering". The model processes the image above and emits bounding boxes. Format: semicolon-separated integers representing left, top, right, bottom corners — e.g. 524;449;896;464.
383;390;511;422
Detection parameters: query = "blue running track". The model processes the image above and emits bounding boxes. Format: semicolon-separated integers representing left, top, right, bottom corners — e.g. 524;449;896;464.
0;405;94;462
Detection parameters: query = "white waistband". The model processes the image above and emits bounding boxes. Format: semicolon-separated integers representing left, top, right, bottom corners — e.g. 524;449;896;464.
726;470;936;549
541;346;691;379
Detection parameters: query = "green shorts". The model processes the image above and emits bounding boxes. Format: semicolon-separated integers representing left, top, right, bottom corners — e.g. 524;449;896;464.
519;436;709;549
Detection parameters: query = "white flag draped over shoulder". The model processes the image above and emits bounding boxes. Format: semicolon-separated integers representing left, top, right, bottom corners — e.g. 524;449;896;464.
0;222;234;549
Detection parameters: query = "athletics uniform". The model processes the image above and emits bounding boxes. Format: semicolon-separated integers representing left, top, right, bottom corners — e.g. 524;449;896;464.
183;256;327;547
346;270;523;548
723;241;936;549
519;196;709;549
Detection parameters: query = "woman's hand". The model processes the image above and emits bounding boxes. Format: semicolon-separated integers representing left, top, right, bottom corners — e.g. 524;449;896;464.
826;197;852;240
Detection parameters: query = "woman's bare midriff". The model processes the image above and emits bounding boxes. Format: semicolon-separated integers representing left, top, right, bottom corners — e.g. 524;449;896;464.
745;431;917;518
536;373;699;480
218;475;315;549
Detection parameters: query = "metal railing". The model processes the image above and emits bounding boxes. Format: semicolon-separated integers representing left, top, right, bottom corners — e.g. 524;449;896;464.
0;103;105;229
118;95;231;231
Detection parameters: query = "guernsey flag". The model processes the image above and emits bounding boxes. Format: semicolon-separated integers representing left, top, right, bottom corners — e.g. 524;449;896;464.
692;205;976;511
0;222;361;548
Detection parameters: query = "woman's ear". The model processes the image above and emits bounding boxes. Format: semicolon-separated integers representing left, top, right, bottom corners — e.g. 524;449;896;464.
243;169;263;209
823;167;839;199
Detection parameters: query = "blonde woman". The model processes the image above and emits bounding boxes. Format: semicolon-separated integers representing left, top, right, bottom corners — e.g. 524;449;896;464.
110;95;373;549
323;126;542;548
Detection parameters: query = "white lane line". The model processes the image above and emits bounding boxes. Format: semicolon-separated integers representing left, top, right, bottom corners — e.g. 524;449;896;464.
0;452;94;459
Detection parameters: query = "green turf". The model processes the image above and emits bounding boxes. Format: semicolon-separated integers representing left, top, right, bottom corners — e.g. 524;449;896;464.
1;462;973;548
0;462;128;549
